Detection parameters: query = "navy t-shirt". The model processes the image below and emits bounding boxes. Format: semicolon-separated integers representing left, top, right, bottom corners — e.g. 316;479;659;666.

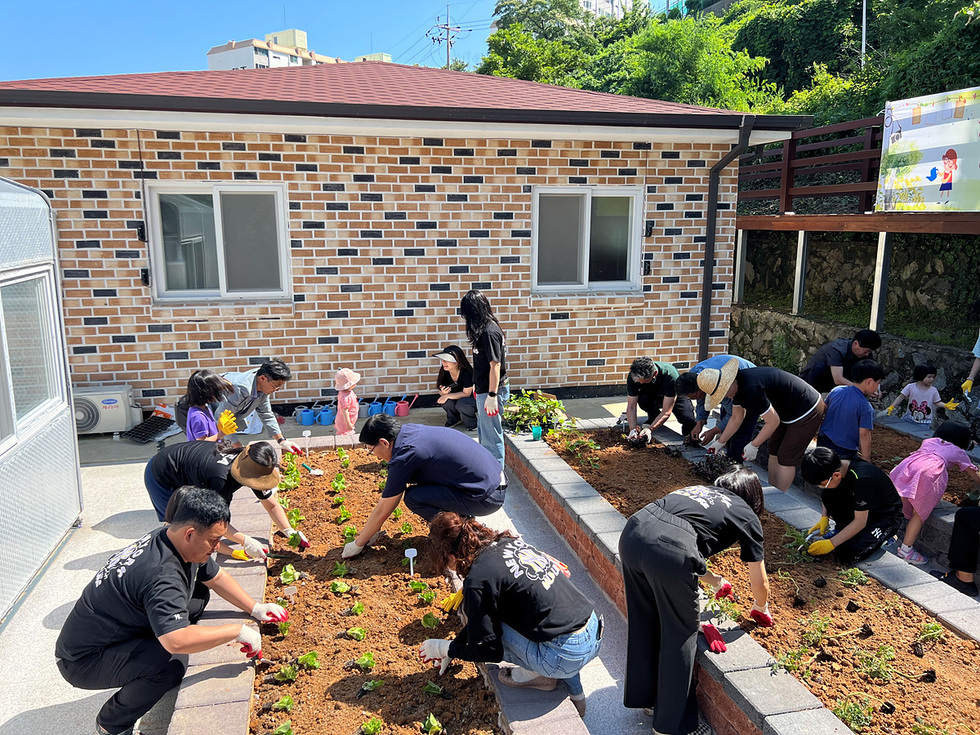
734;367;821;423
383;424;502;500
656;486;765;562
801;338;859;392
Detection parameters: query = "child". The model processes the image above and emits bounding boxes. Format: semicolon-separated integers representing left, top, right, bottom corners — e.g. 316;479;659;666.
335;368;361;436
886;363;958;424
183;369;234;441
889;421;980;565
817;359;882;461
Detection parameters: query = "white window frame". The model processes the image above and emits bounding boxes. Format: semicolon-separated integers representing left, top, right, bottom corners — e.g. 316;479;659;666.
531;185;644;293
145;181;292;302
0;265;67;455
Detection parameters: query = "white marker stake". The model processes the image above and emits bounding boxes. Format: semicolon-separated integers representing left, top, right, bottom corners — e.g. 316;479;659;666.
405;548;418;577
302;430;312;457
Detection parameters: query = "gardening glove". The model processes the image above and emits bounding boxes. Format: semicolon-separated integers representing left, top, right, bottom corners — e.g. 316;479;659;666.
419;638;452;675
639;427;653;444
963;379;974;396
885;405;895;415
217;409;238;436
235;625;262;659
627;427;641;441
701;623;728;653
484;395;499;417
705;439;725;455
749;603;774;628
231;549;249;561
711;577;734;600
944;399;961;411
742;443;759;462
251;602;289;623
278;438;303;455
342;540;364;559
808;516;830;537
281;527;310;550
439;590;463;612
808;539;835;556
240;535;268;560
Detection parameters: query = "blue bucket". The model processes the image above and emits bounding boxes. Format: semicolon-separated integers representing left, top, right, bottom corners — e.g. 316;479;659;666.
299;409;316;426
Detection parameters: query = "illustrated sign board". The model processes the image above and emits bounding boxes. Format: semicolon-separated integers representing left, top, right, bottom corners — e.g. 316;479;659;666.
877;85;980;212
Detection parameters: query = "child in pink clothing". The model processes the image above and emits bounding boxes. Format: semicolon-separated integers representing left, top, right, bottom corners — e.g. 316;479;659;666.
335;368;361;436
889;421;980;565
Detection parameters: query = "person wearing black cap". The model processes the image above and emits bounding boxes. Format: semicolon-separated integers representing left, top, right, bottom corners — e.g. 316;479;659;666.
143;440;309;558
433;345;478;431
801;330;881;393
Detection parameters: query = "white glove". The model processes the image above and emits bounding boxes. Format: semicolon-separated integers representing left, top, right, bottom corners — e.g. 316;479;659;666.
278;439;303;455
742;444;759;462
639;427;653;443
235;624;262;659
419;638;452;675
251;602;289;623
705;439;725;455
240;535;268;560
342;540;364;559
628;427;641;441
281;527;311;550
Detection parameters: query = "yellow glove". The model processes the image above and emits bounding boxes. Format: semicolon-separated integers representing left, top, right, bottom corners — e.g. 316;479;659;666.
808;539;835;556
808;516;830;536
438;590;463;612
231;549;250;561
217;409;238;435
944;400;960;411
963;379;974;395
885;406;895;416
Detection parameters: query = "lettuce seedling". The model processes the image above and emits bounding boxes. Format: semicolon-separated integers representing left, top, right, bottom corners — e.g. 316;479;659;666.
361;679;384;692
287;531;306;549
422;681;444;696
391;507;402;519
298;651;320;669
421;713;443;734
286;508;305;528
400;521;414;535
343;525;358;543
277;620;291;637
347;626;367;641
272;721;295;735
271;695;294;712
330;580;351;594
332;495;346;507
277;495;290;509
337;506;353;524
276;597;289;607
418;590;437;604
355;651;376;670
401;558;410;567
421;612;440;629
332;561;350;577
331;473;347;493
280;564;298;585
409;580;428;593
337;447;350;468
274;664;298;683
377;478;386;492
361;716;383;735
349;601;365;616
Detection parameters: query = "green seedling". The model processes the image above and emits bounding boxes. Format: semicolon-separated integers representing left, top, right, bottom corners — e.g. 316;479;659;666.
332;561;350;577
401;558;410;567
331;473;347;493
704;594;739;622
298;651;320;669
332;495;346;506
378;479;387;492
349;601;365;616
361;679;384;692
272;721;295;735
421;713;444;734
379;466;388;476
418;590;437;604
347;626;367;641
337;447;350;468
277;495;290;509
287;531;306;549
274;664;298;683
840;568;870;588
276;597;289;607
421;612;440;629
278;453;301;491
422;681;444;696
915;622;945;644
330;580;351;594
800;612;832;648
271;695;295;712
286;508;305;528
855;645;896;681
337;506;353;524
355;651;376;670
409;580;428;592
391;507;402;519
279;564;298;585
360;717;383;735
343;525;358;543
771;645;810;677
780;527;818;566
400;521;414;535
277;620;291;637
832;694;874;733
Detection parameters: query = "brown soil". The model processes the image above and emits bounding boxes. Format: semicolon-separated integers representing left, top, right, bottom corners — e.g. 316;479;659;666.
549;429;980;734
871;426;979;506
250;450;501;735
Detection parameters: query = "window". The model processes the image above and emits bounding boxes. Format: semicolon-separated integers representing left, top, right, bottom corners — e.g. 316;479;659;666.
532;186;643;292
146;183;291;301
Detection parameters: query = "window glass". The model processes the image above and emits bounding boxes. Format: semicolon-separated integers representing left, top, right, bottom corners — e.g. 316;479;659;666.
589;196;631;282
220;193;282;292
537;194;583;286
160;194;219;291
0;277;57;421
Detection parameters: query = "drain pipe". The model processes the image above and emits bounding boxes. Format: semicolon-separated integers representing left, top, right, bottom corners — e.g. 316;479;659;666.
698;114;755;361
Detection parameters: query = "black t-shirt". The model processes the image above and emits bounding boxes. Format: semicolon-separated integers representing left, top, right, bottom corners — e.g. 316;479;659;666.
448;537;594;662
626;361;680;399
822;458;904;527
471;321;507;394
656;486;765;562
383;424;502;500
56;527;220;661
801;338;858;392
149;441;271;503
734;367;821;423
438;368;474;393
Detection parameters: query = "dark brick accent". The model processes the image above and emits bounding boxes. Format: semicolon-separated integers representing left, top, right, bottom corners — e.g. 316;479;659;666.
318;336;340;344
360;193;383;202
326;202;349;211
353;174;375;183
407;300;426;308
64;270;90;279
340;284;363;293
83;210;108;219
673;252;691;260
600;150;621;158
114;250;140;258
133;171;158;179
404;248;426;256
399;156;421;165
685;211;703;218
665;228;682;235
643;284;652;292
222;142;246;151
656;203;674;210
695;236;707;244
569;159;589;167
199;341;222;349
523;185;532;193
717;203;732;210
633;142;652;150
415;184;436;193
157;131;181;139
316;266;340;274
663;276;680;283
432;165;452;174
665;176;683;184
636;333;656;340
587;358;606;366
511;229;531;237
82;190;108;199
463;175;483;184
111;335;136;344
247;357;266;366
446;194;467;202
569;177;587;184
54;170;79;178
233;171;257;180
687;160;706;167
93;289;117;297
618;168;637;176
198;162;220;170
429;283;451;291
0;159;7;166
416;221;437;229
468;230;489;238
712;283;726;290
680;291;698;298
147;324;173;333
674;361;691;370
259;152;281;161
302;221;325;229
50;149;76;157
165;351;189;360
384;211;406;220
531;140;552;148
436;239;457;248
73;346;97;354
293;294;306;302
343;145;365;154
157;151;181;160
142;388;167;398
647;186;658;194
449;265;470;274
327;310;350;318
394;309;415;317
516;167;536;175
550;312;569;320
291;239;302;248
407;351;428;358
423;138;444;146
337;249;359;256
500;256;521;264
372;257;394;265
359;230;383;238
686;194;704;201
75;129;102;137
90;139;116;148
75;240;101;248
83;316;108;325
497;149;518;157
662;151;680;159
493;212;514;220
453;148;474;156
296;163;317;172
471;281;491;290
284;134;307;143
322;183;346;191
41;189;54;197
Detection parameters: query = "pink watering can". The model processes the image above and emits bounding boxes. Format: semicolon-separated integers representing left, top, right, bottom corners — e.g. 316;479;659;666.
395;394;418;417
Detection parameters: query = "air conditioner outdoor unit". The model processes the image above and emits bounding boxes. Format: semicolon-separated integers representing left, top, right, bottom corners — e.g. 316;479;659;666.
72;384;141;435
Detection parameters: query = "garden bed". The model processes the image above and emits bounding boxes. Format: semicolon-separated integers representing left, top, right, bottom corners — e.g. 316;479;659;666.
548;429;980;734
250;449;501;735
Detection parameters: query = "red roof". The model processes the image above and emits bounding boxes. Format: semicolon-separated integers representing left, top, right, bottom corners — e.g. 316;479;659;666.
0;62;807;130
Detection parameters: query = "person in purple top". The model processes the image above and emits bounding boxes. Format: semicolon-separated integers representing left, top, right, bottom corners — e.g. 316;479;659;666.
181;369;234;442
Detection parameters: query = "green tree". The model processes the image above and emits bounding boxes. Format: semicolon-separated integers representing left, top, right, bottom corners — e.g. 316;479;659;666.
492;0;585;40
477;24;585;85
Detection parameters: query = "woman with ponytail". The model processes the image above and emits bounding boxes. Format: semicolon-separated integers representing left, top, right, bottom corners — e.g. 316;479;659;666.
460;289;509;467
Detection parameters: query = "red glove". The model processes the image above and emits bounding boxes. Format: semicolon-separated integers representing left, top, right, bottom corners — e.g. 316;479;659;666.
702;623;727;653
712;578;733;600
236;625;262;659
749;603;773;627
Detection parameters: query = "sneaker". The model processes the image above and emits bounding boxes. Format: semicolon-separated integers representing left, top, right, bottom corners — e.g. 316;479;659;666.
643;708;656;717
96;725;136;735
497;667;557;691
445;419;461;428
934;570;980;597
897;546;928;565
569;693;587;717
464;424;478;431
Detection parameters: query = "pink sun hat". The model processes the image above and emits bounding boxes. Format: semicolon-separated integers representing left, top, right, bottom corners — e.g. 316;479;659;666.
335;368;361;391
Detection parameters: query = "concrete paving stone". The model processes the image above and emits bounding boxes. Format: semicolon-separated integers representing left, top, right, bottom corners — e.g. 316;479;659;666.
539;469;587;488
775;507;819;532
898;581;980;616
763;708;851;735
579;510;628;539
938;607;980;641
695;615;773;676
595;532;623;565
550;480;601;506
532;457;578;478
167;700;250;735
860;554;935;589
511;439;558;460
174;662;254;709
187;641;246;667
722;667;822;728
565;494;618;524
760;489;808;515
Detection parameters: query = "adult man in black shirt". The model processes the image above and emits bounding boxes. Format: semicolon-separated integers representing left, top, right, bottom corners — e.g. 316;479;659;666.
800;329;881;393
625;357;696;440
56;488;288;735
800;447;903;564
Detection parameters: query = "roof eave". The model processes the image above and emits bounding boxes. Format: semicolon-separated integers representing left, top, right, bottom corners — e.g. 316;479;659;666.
0;90;812;131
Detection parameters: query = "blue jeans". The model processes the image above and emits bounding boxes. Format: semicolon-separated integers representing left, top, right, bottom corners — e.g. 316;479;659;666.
475;382;509;469
500;611;602;696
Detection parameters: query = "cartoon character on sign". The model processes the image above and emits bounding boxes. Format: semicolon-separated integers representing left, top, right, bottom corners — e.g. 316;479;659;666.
939;148;957;205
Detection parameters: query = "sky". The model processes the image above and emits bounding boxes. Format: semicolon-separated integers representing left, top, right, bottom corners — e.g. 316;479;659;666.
0;0;501;82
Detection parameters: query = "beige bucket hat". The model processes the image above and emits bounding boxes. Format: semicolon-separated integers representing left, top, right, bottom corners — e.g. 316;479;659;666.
696;358;741;412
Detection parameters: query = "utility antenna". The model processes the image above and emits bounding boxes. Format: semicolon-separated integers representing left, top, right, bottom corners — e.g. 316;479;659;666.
428;4;467;68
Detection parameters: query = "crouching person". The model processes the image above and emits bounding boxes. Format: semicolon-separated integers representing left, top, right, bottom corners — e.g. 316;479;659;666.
418;512;602;717
55;487;288;735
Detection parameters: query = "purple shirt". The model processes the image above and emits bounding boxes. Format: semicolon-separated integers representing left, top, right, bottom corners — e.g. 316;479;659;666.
185;406;217;441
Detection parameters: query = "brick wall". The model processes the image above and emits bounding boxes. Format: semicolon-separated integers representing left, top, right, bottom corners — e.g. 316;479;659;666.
0;125;737;407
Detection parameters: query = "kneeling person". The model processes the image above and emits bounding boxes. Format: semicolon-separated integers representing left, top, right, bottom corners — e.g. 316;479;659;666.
342;415;507;558
55;487;287;735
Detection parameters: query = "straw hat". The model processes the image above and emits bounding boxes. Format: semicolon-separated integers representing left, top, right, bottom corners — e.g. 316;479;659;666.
335;368;361;391
230;442;282;492
697;358;741;412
